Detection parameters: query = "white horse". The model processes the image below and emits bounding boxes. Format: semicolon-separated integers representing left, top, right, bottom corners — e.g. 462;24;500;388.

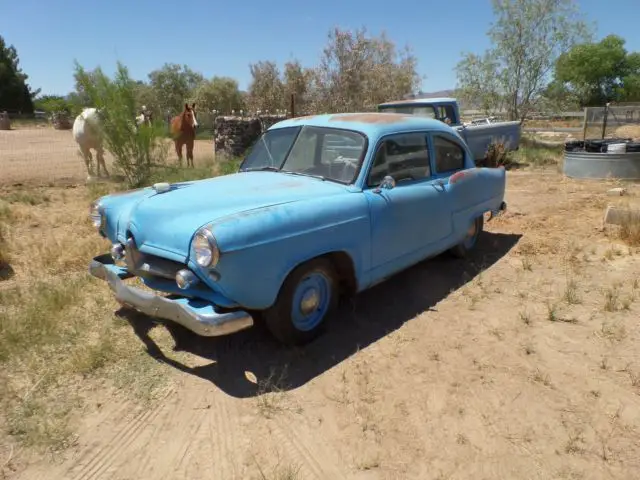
135;105;153;128
72;107;109;178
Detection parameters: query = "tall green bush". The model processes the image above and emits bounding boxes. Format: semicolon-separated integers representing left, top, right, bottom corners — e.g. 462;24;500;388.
73;61;169;188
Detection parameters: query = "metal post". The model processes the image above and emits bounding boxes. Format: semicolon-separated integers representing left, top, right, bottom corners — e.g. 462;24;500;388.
581;107;588;141
602;102;610;139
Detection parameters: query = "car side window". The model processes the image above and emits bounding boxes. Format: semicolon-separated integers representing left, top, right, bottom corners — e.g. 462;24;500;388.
433;135;465;173
367;133;431;187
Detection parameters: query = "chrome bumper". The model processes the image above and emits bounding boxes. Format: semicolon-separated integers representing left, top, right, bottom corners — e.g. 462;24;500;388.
88;254;253;337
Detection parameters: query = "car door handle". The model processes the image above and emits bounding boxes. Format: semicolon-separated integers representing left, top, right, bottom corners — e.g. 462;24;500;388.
431;181;446;193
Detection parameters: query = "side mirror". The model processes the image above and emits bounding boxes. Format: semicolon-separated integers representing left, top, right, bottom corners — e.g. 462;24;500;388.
374;175;396;194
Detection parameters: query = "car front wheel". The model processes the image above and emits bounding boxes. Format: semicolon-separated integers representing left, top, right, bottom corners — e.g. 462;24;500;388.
450;215;484;258
263;258;339;346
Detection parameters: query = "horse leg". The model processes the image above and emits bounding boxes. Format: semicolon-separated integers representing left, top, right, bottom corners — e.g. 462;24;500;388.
97;146;109;177
81;146;94;178
175;139;183;167
186;140;194;168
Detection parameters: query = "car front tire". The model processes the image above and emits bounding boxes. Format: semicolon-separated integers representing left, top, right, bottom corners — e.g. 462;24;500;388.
263;258;339;346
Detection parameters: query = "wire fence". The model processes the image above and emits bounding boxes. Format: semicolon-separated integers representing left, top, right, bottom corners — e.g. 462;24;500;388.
581;104;640;141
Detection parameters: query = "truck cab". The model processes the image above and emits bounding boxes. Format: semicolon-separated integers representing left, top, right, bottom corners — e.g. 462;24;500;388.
377;97;463;126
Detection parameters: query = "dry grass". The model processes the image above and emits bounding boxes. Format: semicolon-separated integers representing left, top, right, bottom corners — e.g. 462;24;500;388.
0;184;175;454
618;212;640;246
614;125;640;141
0;200;12;268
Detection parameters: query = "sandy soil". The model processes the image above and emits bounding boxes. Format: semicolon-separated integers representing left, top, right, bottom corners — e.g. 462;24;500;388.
5;169;640;480
0;126;215;186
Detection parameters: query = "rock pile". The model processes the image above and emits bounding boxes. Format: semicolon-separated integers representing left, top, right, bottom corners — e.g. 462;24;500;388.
213;115;287;158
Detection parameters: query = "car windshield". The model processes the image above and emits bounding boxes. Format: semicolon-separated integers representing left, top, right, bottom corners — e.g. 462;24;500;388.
239;125;367;184
378;104;436;118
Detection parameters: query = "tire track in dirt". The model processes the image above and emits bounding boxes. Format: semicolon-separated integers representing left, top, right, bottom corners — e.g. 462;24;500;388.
143;395;206;480
209;390;243;480
270;413;350;480
63;388;176;480
126;389;193;478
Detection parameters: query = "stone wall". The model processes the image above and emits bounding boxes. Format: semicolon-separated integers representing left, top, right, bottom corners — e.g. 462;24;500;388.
213;114;287;158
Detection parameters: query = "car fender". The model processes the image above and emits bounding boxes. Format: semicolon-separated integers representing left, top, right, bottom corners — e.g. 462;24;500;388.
445;166;506;238
205;192;371;310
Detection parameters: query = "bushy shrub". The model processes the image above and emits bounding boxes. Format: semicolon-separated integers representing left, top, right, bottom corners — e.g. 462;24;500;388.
483;138;511;168
74;61;169;188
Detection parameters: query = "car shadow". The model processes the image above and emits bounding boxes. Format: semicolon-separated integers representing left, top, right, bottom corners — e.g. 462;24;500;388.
117;231;522;398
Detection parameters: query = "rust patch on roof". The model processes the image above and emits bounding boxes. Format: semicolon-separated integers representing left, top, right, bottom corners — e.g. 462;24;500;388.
289;115;319;122
328;113;413;124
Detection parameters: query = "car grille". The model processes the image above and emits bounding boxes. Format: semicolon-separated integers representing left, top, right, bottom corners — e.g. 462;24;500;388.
124;236;186;281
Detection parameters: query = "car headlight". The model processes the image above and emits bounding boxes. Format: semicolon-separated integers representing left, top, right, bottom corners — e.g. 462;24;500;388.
89;201;103;229
193;228;220;268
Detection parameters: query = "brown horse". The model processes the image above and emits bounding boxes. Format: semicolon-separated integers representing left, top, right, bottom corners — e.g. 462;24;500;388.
170;103;198;167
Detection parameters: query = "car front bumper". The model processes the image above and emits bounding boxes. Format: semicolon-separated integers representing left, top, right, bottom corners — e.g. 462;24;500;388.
88;254;254;337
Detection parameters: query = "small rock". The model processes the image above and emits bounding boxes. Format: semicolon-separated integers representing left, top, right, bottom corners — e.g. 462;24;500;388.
607;187;627;196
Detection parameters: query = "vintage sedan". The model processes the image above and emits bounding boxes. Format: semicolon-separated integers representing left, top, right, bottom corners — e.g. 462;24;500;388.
88;112;507;345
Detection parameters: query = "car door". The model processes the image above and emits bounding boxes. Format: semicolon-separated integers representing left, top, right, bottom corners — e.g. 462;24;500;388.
363;131;453;273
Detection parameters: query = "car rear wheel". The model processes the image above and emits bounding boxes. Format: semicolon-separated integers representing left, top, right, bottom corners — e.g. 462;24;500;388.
263;258;339;346
450;215;483;258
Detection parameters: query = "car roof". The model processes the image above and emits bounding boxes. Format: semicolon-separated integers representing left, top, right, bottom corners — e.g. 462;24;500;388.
269;112;458;139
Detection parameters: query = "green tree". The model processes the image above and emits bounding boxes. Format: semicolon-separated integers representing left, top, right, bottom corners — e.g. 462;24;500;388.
33;94;74;114
554;34;640;106
147;63;204;116
192;76;245;114
0;35;39;113
283;59;313;115
310;27;420;113
455;0;592;122
247;61;285;113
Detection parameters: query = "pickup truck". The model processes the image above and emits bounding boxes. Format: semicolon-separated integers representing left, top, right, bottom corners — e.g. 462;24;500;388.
377;97;521;164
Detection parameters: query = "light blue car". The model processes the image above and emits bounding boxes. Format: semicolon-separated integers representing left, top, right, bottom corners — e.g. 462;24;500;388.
88;112;507;345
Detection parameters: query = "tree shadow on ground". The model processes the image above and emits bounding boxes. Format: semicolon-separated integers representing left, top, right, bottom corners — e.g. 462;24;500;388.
118;231;522;398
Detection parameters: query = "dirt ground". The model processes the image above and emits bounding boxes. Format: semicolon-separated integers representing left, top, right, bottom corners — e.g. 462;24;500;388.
0;126;215;186
1;165;639;480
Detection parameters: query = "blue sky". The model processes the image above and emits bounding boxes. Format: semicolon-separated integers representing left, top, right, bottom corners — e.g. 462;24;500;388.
2;0;638;96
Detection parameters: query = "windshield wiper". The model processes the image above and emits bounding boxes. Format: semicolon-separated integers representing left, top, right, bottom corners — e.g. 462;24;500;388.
242;166;280;172
281;170;326;181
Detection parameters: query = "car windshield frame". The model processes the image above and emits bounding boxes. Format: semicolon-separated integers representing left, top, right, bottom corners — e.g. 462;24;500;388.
239;125;369;186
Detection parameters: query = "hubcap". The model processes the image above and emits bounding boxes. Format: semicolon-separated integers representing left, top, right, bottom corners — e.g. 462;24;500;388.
291;271;331;332
300;287;320;315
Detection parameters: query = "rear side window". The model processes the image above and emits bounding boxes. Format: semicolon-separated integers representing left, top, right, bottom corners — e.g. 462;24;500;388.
367;132;431;187
433;135;465;173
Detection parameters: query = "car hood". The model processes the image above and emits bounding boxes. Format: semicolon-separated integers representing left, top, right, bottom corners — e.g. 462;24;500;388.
121;171;350;261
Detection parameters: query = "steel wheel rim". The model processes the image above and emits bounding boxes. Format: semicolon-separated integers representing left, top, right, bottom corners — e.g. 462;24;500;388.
291;271;331;331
